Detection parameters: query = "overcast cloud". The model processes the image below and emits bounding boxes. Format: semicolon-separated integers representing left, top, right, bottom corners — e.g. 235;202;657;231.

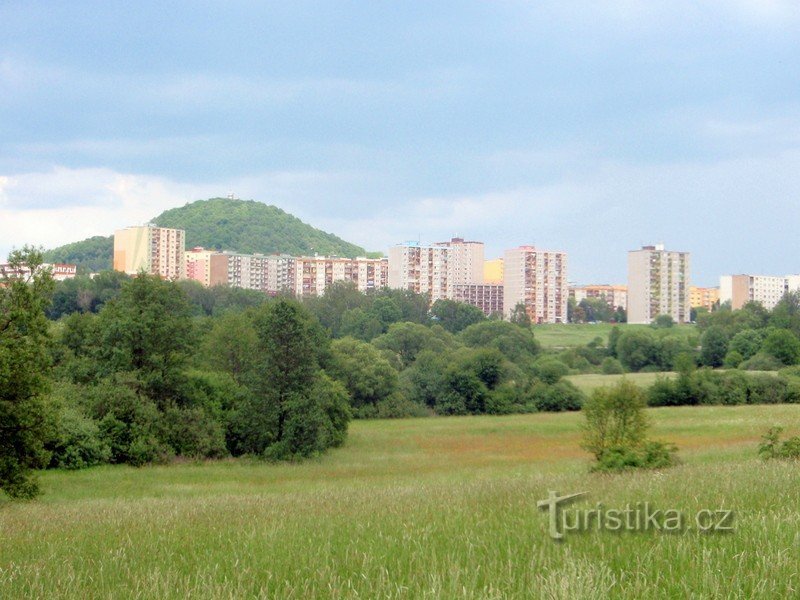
1;1;799;285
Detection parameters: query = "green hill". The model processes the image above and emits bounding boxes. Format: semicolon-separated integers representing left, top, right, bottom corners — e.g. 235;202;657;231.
43;235;114;273
44;198;371;272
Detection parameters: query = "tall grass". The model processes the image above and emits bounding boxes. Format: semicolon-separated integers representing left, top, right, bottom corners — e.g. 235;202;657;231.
2;406;798;598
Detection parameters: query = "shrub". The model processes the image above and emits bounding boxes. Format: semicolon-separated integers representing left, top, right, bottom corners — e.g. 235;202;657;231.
740;352;784;371
601;357;625;375
592;441;678;472
761;329;800;366
326;337;400;416
699;326;729;368
615;330;658;372
48;406;111;470
530;380;584;412
758;427;800;460
372;395;430;419
729;329;766;360
746;374;790;405
532;358;570;384
160;406;228;459
583;379;648;455
723;350;743;369
583;379;678;471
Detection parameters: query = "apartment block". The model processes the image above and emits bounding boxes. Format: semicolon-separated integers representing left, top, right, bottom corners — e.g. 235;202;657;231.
265;254;298;295
503;246;568;323
452;284;504;316
689;286;719;312
570;284;627;311
627;244;690;324
388;243;450;302
484;258;504;285
719;275;800;311
434;237;485;290
185;247;217;287
0;263;77;282
295;256;388;297
114;225;186;280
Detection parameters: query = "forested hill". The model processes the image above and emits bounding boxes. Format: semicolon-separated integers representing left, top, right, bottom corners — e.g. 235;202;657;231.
43;198;370;272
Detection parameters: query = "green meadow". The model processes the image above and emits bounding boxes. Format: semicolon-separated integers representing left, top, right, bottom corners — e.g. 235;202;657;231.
532;323;697;349
2;405;799;599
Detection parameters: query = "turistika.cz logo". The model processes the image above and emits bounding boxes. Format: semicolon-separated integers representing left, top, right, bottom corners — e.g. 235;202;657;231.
537;491;734;540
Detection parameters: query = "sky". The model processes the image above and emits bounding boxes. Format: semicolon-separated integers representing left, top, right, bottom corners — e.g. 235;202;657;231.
1;1;799;286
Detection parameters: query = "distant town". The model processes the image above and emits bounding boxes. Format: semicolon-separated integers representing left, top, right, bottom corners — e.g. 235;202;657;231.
6;223;798;326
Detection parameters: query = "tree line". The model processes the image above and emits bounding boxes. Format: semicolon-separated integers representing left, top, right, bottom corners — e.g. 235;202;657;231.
5;248;800;498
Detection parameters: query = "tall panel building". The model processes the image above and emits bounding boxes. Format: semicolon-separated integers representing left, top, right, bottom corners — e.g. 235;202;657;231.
503;246;568;323
114;225;186;280
388;243;450;302
434;237;485;291
719;275;800;311
627;244;690;324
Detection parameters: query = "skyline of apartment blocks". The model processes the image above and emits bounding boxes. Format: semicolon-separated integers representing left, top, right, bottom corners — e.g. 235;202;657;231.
689;286;719;312
503;246;568;324
0;262;77;281
294;256;388;297
185;248;296;295
627;244;690;325
114;225;186;280
719;274;800;311
453;284;503;316
388;242;450;302
570;284;627;311
434;237;485;289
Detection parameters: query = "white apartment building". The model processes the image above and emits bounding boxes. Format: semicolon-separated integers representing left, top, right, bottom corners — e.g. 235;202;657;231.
388;243;450;302
720;274;800;311
434;237;485;292
503;246;568;323
114;225;186;280
627;244;690;324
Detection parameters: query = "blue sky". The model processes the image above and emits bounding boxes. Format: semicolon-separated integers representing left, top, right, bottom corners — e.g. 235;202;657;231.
1;1;799;286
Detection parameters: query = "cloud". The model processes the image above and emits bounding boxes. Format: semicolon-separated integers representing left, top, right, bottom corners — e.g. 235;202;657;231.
0;166;363;257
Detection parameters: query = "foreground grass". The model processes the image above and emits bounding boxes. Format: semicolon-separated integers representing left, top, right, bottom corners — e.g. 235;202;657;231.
2;406;799;599
532;323;697;348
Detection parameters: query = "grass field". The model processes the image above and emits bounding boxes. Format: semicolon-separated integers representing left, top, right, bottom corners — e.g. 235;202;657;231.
565;371;677;393
532;323;697;349
2;406;799;599
565;371;779;395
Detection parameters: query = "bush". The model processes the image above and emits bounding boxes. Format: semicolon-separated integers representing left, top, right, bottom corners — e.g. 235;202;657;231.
326;337;400;416
758;427;800;460
160;406;228;459
746;374;790;405
583;379;678;472
48;406;111;470
373;395;430;419
530;380;584;412
739;352;784;371
723;350;743;369
615;330;658;372
87;376;171;465
761;329;800;366
532;358;570;384
601;357;625;375
591;441;678;472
